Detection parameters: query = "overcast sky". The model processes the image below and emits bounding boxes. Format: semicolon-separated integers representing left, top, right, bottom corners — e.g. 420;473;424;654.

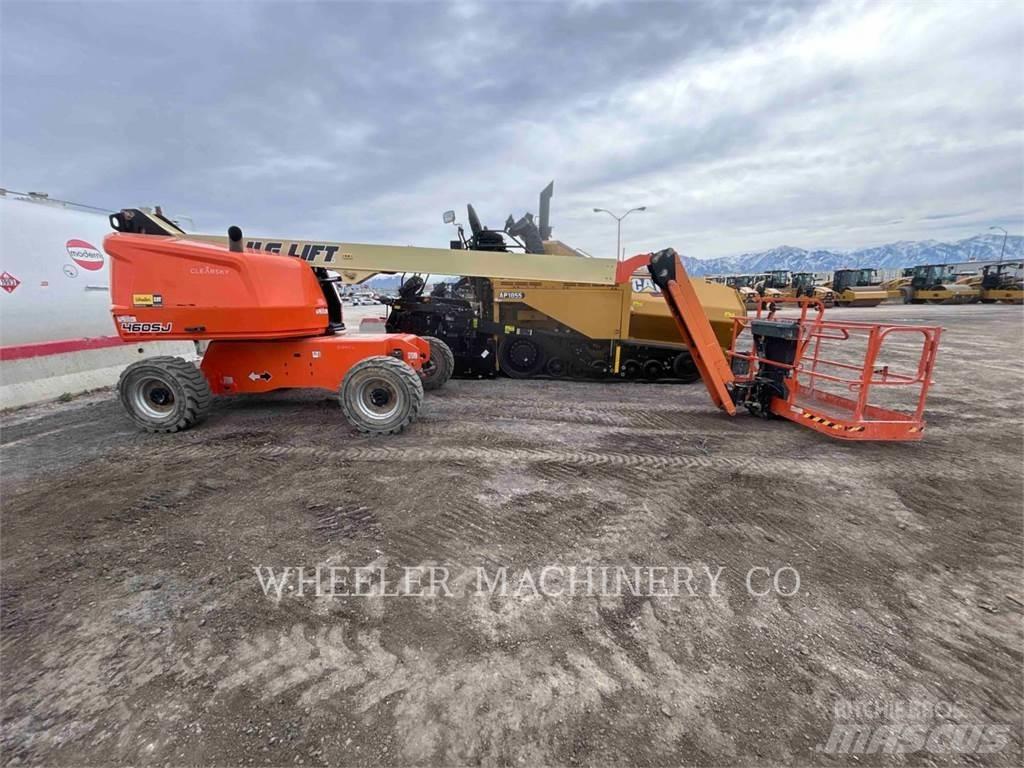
2;0;1022;258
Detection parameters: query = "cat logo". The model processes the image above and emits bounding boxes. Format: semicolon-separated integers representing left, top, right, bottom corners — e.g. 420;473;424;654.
132;293;163;307
632;277;659;294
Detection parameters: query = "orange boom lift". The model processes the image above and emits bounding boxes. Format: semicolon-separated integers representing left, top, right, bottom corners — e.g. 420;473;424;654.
643;249;942;441
105;211;436;435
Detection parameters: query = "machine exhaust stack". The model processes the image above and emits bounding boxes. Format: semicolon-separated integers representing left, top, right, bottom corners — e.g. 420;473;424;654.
228;226;244;253
538;181;553;241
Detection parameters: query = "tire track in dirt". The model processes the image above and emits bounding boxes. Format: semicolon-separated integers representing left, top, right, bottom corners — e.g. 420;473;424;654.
99;440;980;485
428;398;736;431
0;403;138;482
113;442;768;470
386;497;496;564
412;412;757;443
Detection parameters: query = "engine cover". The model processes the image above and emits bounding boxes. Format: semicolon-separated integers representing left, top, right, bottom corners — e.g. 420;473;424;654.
106;233;329;341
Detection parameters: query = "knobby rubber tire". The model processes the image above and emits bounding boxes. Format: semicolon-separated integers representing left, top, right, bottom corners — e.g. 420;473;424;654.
339;356;424;435
419;336;454;391
118;356;211;433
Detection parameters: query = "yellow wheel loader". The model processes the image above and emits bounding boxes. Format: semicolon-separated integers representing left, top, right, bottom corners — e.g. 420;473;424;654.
826;268;888;307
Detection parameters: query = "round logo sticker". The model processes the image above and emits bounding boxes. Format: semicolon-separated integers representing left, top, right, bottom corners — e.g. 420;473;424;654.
66;239;104;271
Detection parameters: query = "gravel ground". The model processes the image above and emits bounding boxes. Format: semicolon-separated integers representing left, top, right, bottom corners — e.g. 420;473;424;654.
1;303;1022;766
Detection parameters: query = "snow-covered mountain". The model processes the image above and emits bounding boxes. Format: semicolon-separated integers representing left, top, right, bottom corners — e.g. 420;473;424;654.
365;233;1022;286
680;233;1023;276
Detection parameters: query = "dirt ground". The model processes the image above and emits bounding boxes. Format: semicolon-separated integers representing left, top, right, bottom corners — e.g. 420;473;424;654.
2;303;1022;766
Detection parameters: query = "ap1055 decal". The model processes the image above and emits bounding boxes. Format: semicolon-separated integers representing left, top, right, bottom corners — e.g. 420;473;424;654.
66;239;105;271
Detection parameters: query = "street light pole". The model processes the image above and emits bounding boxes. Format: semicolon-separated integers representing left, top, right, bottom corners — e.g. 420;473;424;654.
593;206;647;260
989;225;1008;264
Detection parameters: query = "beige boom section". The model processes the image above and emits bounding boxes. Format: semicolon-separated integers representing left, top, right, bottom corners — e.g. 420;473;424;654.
187;234;625;286
195;233;745;357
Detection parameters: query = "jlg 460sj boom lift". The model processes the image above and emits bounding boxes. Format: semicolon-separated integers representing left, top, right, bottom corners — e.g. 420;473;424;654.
105;211;438;435
107;207;942;442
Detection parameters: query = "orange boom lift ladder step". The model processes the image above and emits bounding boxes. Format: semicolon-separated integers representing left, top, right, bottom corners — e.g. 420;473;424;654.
643;249;942;441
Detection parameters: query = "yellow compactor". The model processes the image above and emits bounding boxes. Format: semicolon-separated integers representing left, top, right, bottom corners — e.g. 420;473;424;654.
825;268;888;307
956;262;1024;304
887;264;978;304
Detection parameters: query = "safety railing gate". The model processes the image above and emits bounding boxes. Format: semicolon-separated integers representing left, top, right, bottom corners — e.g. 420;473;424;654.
728;299;942;441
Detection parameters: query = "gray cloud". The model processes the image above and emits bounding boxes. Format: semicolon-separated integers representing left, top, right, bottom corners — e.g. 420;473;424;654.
2;0;1021;258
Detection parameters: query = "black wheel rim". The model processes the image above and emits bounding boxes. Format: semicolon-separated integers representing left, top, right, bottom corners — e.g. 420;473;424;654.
505;339;540;374
370;387;392;407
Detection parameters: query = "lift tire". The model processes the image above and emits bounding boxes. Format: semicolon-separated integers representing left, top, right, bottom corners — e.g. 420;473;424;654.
118;356;212;433
340;356;423;435
419;336;454;391
499;336;545;378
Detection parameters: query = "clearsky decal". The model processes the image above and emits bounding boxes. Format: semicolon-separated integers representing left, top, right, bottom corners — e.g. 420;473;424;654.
66;239;104;271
